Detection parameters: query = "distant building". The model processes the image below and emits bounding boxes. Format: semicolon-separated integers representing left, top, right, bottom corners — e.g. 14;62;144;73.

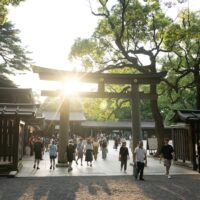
42;110;171;139
80;120;171;139
43;111;86;137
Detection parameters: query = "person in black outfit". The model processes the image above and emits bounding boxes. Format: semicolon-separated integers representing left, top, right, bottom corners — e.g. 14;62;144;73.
197;139;200;173
159;138;174;179
33;137;43;170
66;140;75;172
119;141;129;173
114;137;119;150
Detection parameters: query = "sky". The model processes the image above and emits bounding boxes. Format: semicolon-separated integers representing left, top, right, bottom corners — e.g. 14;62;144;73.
8;0;98;94
7;0;200;96
8;0;97;69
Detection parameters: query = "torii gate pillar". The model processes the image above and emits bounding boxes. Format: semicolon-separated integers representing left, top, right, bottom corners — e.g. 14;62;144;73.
57;96;70;165
131;82;142;153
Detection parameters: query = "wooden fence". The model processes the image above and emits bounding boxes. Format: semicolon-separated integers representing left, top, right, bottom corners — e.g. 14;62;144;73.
0;118;24;172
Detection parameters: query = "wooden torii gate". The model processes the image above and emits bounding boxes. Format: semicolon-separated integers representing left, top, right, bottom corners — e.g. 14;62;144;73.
33;66;165;165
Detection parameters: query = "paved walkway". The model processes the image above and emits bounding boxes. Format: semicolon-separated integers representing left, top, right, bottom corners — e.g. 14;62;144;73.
1;140;200;200
17;140;198;177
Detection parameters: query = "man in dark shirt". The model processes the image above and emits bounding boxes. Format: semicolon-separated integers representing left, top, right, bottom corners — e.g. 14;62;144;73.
159;138;174;179
66;140;76;172
33;137;43;170
119;141;129;173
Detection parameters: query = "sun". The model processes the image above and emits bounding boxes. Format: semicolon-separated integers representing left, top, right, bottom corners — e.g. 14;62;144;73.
61;77;98;96
62;77;81;96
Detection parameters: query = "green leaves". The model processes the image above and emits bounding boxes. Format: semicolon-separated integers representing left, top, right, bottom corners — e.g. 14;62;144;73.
159;9;200;111
69;0;200;121
0;21;31;75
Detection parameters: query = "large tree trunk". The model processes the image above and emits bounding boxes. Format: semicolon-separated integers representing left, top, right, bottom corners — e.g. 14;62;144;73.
194;66;200;109
150;83;165;154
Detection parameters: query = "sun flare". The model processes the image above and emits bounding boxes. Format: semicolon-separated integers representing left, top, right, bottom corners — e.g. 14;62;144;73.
62;77;81;96
62;77;98;96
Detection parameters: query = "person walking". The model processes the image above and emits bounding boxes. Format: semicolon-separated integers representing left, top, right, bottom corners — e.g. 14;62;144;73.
33;137;43;170
134;140;146;180
85;139;93;167
114;137;119;150
159;138;174;179
93;138;99;161
66;140;75;172
101;138;108;160
76;138;84;166
119;141;129;173
49;140;57;170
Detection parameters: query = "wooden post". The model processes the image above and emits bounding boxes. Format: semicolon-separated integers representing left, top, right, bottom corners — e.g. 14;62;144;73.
191;121;198;170
131;82;142;156
13;119;20;170
57;97;70;165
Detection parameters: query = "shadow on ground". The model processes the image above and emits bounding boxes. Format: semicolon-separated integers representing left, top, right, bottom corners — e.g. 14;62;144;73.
0;175;200;200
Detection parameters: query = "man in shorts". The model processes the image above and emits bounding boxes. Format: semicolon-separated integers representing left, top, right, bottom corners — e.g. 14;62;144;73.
159;138;174;179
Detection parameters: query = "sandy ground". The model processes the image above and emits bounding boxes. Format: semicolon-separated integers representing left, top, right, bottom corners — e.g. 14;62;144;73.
0;175;200;200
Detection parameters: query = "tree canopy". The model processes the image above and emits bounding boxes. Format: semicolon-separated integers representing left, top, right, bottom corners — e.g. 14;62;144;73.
69;0;172;121
68;0;200;150
0;0;31;87
0;21;31;86
161;10;200;112
69;0;199;122
0;0;24;25
0;22;31;74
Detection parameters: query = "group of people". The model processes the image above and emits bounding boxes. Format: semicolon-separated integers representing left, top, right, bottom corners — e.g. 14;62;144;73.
31;135;109;171
32;135;200;179
32;137;57;170
130;138;175;181
118;139;147;180
66;137;108;172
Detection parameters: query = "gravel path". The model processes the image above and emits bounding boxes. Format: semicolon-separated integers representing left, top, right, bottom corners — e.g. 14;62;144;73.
0;175;200;200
